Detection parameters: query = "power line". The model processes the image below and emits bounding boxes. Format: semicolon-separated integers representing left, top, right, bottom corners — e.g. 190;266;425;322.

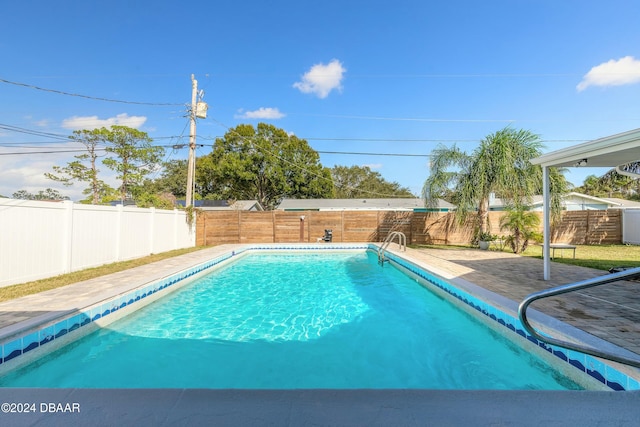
0;121;591;159
0;124;70;141
0;145;417;158
306;137;479;142
0;144;76;148
317;151;430;158
292;113;518;123
1;122;589;145
0;77;184;106
0;148;107;156
348;73;581;78
181;72;581;79
200;134;588;144
0;121;591;163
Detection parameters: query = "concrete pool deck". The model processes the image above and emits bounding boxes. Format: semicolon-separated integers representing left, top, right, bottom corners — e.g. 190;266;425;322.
2;243;640;425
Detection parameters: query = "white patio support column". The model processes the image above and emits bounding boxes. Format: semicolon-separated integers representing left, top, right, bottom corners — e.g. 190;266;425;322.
542;166;551;280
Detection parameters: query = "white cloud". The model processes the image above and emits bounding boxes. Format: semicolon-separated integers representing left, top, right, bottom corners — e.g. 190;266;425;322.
0;113;146;200
577;56;640;91
293;59;346;98
33;119;52;128
0;147;76;199
235;107;286;119
61;113;147;130
0;141;120;201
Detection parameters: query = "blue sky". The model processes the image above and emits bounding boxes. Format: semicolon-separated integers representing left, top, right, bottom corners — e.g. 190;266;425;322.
2;0;640;200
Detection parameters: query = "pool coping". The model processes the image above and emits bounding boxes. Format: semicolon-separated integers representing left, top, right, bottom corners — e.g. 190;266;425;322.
1;243;639;391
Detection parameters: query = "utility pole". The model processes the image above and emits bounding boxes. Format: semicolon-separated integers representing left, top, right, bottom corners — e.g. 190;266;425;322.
185;74;198;208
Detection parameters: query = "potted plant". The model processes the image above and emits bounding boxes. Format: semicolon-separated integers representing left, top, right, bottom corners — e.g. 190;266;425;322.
477;231;495;250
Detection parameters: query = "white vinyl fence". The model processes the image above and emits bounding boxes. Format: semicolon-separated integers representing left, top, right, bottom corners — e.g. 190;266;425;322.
0;199;195;287
622;209;640;245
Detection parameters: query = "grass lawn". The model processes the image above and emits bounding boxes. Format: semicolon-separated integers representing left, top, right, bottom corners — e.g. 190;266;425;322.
410;243;640;271
0;246;208;303
520;244;640;271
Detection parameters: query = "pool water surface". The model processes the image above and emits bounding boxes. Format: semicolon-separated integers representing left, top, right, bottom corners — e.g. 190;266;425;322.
0;251;582;389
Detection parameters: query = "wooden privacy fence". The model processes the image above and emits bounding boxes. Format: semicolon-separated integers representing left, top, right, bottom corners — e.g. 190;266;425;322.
551;210;621;245
196;209;622;246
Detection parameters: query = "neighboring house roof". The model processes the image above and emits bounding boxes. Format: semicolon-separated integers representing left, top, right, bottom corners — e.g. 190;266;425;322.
277;198;454;211
489;192;619;210
195;200;264;211
278;193;620;212
601;197;640;209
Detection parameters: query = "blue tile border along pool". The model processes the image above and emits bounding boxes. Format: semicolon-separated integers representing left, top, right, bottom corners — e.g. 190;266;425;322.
379;248;640;391
0;248;235;370
0;243;638;391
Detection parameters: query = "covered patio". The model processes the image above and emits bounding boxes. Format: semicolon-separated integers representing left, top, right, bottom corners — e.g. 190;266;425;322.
531;127;640;280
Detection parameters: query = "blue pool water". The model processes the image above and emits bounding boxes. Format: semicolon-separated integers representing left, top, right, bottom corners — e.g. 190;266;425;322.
0;251;581;389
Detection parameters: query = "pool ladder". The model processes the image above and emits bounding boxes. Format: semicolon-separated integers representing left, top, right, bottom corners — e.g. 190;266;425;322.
518;266;640;368
378;231;406;265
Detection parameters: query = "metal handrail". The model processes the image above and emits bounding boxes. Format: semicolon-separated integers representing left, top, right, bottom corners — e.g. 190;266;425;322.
518;267;640;368
378;231;406;264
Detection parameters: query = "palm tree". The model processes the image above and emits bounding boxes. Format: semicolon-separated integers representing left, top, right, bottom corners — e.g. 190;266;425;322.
422;127;569;237
579;174;603;197
499;207;541;254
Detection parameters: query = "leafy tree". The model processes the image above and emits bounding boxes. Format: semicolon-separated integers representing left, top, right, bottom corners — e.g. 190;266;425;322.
422;127;570;236
577;168;639;199
194;154;218;199
12;188;69;200
199;123;334;209
578;174;603;197
499;207;541;254
45;126;164;205
12;190;31;200
45;129;114;204
77;185;120;205
101;126;164;201
143;159;188;199
134;192;176;210
331;165;414;198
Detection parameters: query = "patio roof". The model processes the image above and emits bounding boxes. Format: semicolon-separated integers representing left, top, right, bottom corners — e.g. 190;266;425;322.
531;127;640;168
531;127;640;280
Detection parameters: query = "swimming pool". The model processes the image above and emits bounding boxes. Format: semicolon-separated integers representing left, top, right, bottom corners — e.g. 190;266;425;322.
0;245;636;390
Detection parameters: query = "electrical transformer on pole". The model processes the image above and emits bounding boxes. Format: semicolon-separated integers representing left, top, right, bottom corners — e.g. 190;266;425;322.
185;74;208;208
